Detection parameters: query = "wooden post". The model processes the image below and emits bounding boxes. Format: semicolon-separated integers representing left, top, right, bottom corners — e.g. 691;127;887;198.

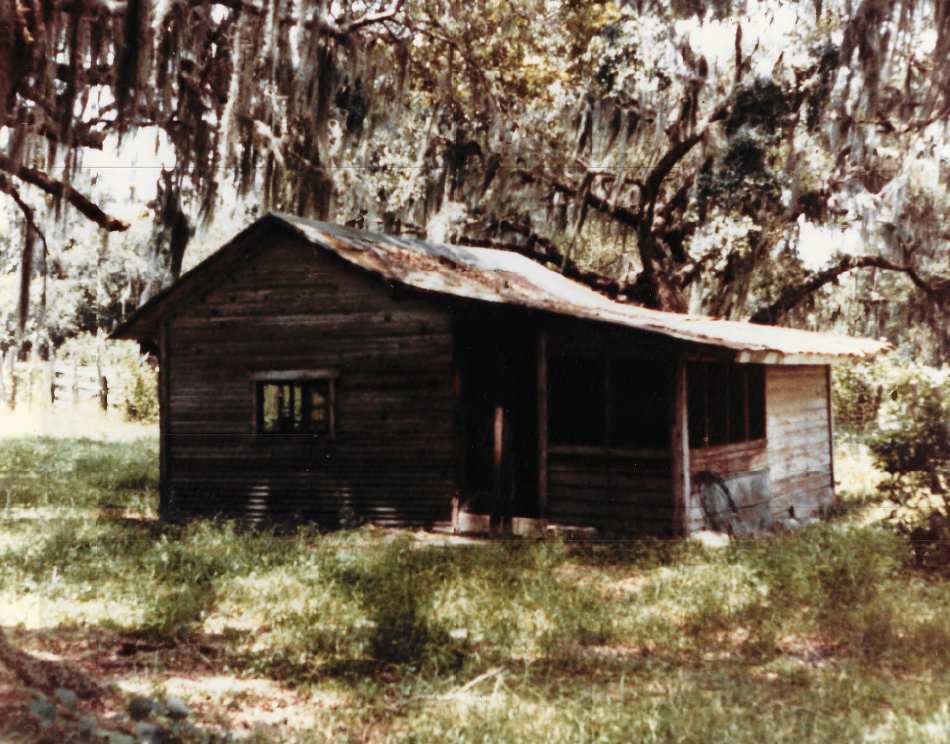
492;404;504;508
8;347;17;411
26;333;36;411
48;342;56;405
537;330;548;519
96;331;108;411
159;323;171;516
71;361;80;405
671;357;692;536
825;364;836;509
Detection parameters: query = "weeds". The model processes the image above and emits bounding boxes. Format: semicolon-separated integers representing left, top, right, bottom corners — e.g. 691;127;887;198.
3;436;950;742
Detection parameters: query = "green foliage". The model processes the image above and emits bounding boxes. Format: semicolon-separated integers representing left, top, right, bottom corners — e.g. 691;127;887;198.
869;366;950;478
832;360;884;436
123;356;159;423
745;522;906;611
9;435;950;742
0;436;157;510
832;359;950;568
4;440;950;743
352;536;457;666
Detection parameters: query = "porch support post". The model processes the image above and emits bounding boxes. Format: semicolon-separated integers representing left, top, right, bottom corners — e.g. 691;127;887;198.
825;363;836;510
671;356;692;536
537;329;548;519
158;321;171;518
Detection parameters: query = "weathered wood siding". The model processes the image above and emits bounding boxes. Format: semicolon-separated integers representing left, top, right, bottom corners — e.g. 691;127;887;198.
689;440;770;481
163;230;455;527
540;321;678;535
688;439;769;530
548;450;674;534
765;365;834;518
689;438;769;489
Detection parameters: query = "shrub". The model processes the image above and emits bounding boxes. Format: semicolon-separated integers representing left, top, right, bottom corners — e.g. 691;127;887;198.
860;362;950;567
832;360;885;436
748;523;906;614
123;356;159;423
869;371;950;479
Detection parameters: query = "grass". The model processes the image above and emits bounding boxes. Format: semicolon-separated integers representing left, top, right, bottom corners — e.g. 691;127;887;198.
3;432;950;742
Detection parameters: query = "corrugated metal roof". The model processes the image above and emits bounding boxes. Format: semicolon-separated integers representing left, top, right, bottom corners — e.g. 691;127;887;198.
113;212;891;363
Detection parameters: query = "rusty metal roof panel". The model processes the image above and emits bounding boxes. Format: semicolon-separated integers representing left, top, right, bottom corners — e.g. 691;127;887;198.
278;214;890;363
111;212;890;362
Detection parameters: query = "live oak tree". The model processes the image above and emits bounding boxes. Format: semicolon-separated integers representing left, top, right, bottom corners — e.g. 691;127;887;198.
5;0;950;349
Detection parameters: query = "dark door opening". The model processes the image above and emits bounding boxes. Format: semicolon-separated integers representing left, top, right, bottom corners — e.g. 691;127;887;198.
455;312;539;523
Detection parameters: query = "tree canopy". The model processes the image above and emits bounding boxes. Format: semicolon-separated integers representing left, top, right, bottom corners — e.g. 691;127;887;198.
5;0;950;359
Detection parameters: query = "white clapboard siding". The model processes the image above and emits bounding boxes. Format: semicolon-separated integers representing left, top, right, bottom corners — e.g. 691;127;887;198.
766;366;833;519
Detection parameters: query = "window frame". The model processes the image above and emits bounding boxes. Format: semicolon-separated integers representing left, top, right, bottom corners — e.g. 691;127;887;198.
687;362;766;450
252;369;338;439
547;352;672;454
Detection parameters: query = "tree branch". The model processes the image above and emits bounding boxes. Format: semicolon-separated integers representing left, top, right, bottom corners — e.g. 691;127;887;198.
518;170;641;228
315;0;404;41
0;175;50;258
342;0;404;33
468;220;644;301
643;97;730;203
0;176;49;334
0;155;130;232
749;254;948;325
188;0;264;15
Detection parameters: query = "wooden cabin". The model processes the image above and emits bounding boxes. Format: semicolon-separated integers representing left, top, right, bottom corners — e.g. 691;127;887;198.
112;213;889;536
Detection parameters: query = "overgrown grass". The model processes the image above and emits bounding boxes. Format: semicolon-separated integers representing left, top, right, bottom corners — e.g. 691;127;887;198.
0;435;158;512
4;436;950;742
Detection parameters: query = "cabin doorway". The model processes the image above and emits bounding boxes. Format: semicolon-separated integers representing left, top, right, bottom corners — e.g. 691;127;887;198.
455;312;539;526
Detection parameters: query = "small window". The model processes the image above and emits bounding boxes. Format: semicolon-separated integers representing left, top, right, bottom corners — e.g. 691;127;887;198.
549;354;670;450
609;358;670;449
549;356;606;446
254;371;336;437
687;362;766;449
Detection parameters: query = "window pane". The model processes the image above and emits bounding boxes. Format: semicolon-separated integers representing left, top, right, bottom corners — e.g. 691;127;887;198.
308;381;330;433
549;356;605;446
687;363;705;449
728;366;747;443
707;364;729;446
610;358;670;449
259;379;333;435
292;385;303;430
262;384;280;433
310;389;327;421
748;366;766;439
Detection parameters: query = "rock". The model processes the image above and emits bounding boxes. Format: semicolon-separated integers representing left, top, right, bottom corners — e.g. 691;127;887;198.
56;687;79;710
128;695;156;721
135;721;168;744
164;696;191;719
688;530;731;548
775;518;800;532
28;699;56;727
